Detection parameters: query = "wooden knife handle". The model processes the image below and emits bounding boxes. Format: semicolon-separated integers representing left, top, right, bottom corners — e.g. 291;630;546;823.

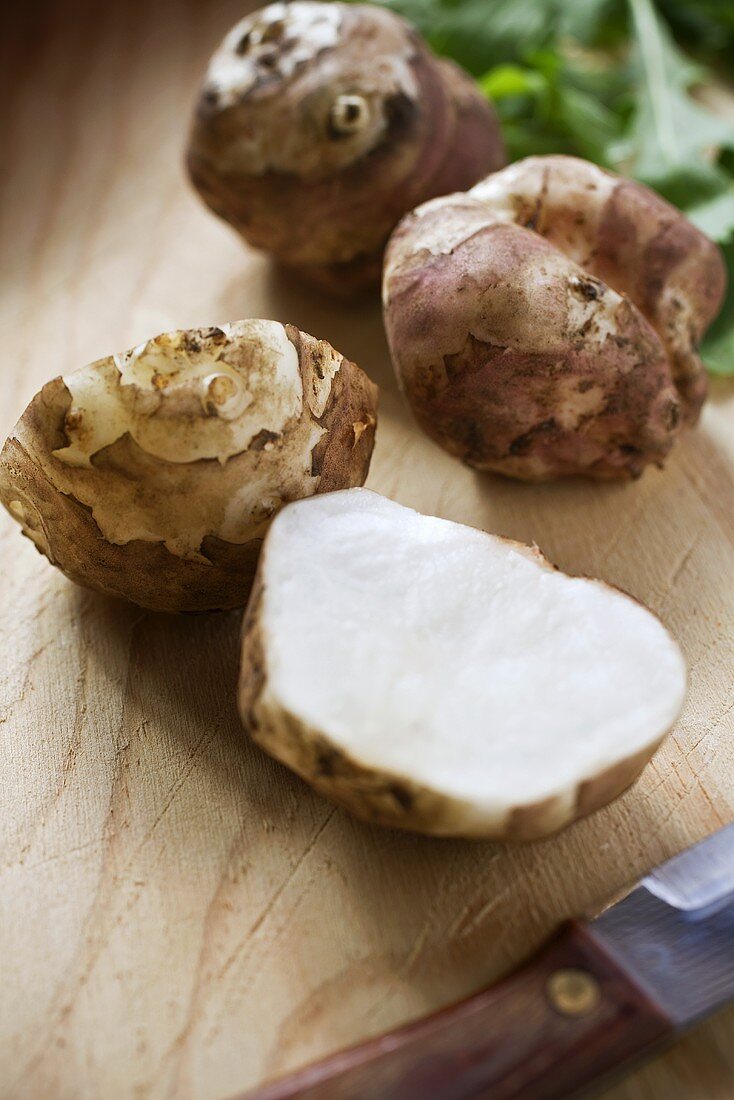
238;922;674;1100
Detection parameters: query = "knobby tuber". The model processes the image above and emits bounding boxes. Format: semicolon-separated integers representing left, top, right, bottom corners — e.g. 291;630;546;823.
383;155;726;480
0;321;377;612
187;1;505;295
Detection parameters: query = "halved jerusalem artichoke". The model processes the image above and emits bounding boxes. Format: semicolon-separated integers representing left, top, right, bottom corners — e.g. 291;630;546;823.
0;321;377;612
239;489;686;839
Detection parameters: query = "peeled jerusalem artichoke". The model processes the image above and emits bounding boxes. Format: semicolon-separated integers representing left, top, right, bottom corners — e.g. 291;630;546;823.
187;1;505;295
0;321;377;612
383;155;726;480
239;489;687;839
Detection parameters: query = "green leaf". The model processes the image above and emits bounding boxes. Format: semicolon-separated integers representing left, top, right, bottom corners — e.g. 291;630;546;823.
657;0;734;57
376;0;560;75
559;0;628;48
701;245;734;376
555;84;621;163
479;49;625;167
692;186;734;243
622;0;734;180
479;64;546;101
636;162;734;242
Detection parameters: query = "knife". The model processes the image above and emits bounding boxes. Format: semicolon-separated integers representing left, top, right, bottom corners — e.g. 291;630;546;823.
237;823;734;1100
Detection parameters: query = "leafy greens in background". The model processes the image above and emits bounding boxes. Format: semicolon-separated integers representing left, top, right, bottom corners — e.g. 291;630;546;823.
376;0;734;375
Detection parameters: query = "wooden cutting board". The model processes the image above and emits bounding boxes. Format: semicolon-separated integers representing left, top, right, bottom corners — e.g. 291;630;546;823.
2;2;733;1098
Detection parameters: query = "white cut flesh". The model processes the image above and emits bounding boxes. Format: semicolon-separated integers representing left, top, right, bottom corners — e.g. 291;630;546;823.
242;489;686;838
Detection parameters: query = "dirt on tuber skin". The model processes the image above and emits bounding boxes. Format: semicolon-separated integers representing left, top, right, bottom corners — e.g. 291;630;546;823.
186;1;505;296
0;320;378;612
383;155;727;481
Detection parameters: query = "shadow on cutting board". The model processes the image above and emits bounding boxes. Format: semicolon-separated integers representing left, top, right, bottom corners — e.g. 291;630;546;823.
80;581;690;1029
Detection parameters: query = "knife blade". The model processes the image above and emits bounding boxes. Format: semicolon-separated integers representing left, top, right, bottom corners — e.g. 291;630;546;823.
236;824;734;1100
594;823;734;1027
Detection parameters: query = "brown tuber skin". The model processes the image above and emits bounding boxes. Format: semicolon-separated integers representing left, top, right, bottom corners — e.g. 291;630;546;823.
186;1;505;295
0;320;378;612
383;155;727;480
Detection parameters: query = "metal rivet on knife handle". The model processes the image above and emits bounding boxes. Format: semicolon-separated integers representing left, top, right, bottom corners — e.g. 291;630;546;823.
546;968;601;1016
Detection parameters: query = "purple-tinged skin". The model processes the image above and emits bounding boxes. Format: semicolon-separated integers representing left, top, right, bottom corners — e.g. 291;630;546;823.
187;2;505;295
383;156;726;480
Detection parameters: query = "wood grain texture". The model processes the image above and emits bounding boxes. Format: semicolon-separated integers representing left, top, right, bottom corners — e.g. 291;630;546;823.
237;923;674;1100
1;2;733;1099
